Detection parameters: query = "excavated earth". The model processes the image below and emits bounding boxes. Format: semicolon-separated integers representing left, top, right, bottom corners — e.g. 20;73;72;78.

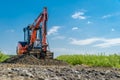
0;55;120;80
3;55;68;65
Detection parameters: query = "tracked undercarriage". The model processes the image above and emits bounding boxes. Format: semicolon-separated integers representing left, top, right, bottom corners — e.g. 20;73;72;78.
28;49;53;59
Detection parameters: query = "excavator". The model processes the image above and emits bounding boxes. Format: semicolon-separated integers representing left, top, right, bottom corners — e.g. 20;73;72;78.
16;7;53;59
3;7;67;65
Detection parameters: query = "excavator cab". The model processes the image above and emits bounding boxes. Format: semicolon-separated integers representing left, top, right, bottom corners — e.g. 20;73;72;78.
23;25;42;49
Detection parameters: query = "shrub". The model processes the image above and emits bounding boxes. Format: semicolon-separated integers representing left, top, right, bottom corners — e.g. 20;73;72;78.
0;51;9;62
57;54;120;68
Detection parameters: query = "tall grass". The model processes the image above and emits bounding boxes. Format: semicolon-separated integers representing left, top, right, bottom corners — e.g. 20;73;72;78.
57;54;120;68
0;51;9;62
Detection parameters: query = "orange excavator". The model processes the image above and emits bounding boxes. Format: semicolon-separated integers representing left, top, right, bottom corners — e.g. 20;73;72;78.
16;7;53;59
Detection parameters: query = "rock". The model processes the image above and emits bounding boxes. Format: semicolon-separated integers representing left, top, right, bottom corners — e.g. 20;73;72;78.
115;74;120;78
74;70;79;74
100;72;105;75
38;78;44;80
105;70;111;73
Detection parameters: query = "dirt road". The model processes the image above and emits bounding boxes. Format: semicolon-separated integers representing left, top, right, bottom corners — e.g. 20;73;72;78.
0;64;120;80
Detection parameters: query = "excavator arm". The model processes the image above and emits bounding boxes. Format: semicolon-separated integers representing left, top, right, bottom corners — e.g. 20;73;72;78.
30;7;48;52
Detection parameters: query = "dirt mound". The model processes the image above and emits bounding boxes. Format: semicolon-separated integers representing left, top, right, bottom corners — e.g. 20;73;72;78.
3;55;68;65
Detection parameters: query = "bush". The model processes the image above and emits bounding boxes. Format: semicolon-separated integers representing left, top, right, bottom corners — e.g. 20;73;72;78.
56;54;120;68
0;51;9;62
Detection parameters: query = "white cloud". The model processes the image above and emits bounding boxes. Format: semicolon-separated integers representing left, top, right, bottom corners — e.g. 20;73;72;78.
70;37;120;48
102;14;112;19
70;38;102;45
87;21;92;24
52;36;65;40
102;13;120;19
72;27;79;30
48;26;60;35
95;38;120;48
72;12;86;19
111;28;115;32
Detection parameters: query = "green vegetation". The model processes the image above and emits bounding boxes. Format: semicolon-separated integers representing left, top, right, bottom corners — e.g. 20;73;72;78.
0;51;9;62
57;54;120;68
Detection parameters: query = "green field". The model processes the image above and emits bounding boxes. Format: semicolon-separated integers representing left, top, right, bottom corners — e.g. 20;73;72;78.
57;54;120;68
0;51;9;62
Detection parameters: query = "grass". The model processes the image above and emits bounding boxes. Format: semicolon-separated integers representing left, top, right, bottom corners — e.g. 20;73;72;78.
56;54;120;68
0;51;10;62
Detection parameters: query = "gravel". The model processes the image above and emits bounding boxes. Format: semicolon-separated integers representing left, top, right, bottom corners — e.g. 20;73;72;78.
0;64;120;80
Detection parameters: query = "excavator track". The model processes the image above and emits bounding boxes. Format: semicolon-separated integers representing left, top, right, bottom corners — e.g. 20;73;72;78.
28;49;54;59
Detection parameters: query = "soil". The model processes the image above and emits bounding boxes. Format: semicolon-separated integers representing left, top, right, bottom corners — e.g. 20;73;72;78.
3;54;68;65
1;55;120;80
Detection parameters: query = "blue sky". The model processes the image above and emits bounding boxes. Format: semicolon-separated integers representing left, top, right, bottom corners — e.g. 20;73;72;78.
1;0;120;57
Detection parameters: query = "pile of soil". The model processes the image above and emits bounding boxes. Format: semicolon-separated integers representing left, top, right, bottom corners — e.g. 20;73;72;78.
3;55;68;65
